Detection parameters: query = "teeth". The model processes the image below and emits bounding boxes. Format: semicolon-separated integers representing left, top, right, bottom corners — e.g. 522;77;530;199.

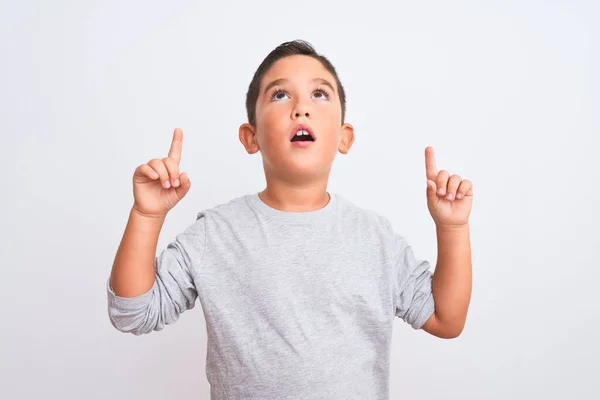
295;130;310;136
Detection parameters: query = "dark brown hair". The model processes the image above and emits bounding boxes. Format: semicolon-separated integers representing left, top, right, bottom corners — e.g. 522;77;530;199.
245;39;347;126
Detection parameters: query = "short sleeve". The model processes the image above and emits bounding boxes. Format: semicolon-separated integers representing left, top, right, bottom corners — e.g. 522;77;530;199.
392;234;435;330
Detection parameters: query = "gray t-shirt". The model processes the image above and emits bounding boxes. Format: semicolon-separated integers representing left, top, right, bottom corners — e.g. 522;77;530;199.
107;192;435;400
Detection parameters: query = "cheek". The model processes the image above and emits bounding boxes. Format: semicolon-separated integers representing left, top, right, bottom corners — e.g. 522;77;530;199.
256;119;284;151
316;105;342;131
258;105;287;132
322;119;341;143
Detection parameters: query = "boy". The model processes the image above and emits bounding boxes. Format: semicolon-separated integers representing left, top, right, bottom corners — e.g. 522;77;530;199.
107;40;473;399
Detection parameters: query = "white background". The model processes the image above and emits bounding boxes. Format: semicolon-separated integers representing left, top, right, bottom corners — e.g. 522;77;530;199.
1;0;598;399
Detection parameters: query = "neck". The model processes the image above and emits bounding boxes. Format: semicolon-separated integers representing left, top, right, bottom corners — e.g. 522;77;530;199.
259;175;330;213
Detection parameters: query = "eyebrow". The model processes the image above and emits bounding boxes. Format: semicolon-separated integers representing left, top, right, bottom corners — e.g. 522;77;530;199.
262;78;336;96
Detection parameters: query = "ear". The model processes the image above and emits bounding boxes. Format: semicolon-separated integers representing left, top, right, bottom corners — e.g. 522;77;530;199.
239;123;260;154
338;123;355;154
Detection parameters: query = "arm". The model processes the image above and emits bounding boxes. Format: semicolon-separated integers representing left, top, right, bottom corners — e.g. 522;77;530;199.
420;146;474;339
107;128;200;335
421;224;472;338
106;212;204;335
109;207;165;297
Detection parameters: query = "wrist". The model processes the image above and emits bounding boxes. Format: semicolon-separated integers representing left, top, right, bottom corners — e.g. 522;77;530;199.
435;223;470;233
131;205;168;222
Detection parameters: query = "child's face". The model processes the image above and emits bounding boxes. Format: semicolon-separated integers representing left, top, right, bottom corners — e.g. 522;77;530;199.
240;55;354;182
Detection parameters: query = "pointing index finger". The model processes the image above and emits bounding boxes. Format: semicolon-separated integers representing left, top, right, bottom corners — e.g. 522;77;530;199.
425;146;437;180
168;128;183;162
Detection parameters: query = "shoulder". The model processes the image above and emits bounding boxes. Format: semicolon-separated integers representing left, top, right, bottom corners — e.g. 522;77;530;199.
334;194;405;245
192;194;256;228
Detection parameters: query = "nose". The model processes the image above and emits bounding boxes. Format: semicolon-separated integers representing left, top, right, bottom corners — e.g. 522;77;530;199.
292;101;311;119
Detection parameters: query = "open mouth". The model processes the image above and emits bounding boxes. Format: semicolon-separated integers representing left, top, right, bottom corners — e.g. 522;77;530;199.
291;129;315;142
290;124;316;143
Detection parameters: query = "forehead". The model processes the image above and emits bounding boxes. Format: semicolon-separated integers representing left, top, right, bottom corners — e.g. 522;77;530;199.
260;55;337;90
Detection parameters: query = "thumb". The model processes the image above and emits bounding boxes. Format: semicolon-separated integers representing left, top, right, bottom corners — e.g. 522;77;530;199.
426;179;438;207
175;172;192;199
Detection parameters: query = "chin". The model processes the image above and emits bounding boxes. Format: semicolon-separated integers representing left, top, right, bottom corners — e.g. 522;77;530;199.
284;159;333;178
263;157;320;177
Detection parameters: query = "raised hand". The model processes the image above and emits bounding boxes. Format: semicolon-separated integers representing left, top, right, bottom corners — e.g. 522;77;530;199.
132;128;191;217
425;146;473;227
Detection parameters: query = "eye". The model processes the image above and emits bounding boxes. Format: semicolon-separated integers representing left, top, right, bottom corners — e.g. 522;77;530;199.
270;89;289;101
312;87;330;100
